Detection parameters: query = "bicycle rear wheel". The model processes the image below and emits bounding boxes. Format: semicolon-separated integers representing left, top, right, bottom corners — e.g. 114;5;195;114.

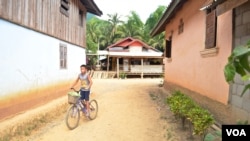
65;105;80;130
88;99;98;120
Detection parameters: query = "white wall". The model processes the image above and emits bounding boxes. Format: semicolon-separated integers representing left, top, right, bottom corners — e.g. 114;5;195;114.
129;46;142;52
0;19;86;96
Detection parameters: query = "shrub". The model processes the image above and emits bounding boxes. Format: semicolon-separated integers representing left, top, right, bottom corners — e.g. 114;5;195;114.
166;90;215;136
119;72;127;79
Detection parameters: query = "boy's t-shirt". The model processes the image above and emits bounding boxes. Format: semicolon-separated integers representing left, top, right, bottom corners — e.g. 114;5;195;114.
79;73;89;91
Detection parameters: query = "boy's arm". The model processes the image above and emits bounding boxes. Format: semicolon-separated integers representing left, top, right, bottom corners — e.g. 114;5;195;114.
87;74;93;89
70;76;79;89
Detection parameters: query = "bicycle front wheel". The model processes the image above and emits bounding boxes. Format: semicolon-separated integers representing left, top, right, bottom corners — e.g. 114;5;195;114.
88;99;98;120
65;105;80;130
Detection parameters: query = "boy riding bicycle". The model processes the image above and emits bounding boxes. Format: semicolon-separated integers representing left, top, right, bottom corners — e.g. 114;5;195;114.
71;64;93;117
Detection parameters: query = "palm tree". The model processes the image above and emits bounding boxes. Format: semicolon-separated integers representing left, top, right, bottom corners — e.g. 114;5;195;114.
86;17;101;52
144;5;166;51
86;5;167;53
117;11;144;39
98;20;114;49
87;17;114;50
107;13;124;43
145;6;166;31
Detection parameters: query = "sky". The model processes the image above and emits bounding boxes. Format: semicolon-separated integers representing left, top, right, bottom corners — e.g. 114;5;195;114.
94;0;171;23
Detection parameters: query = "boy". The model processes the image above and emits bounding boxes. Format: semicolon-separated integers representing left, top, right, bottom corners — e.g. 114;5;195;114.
71;64;93;117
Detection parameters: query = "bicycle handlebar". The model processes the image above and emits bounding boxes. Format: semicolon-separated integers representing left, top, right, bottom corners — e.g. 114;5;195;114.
70;87;79;93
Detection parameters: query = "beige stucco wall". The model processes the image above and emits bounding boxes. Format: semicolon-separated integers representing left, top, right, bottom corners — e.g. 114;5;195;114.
164;0;232;104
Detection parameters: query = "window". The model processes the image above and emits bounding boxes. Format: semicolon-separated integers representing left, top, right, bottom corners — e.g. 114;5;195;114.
178;19;184;34
165;37;172;58
60;44;67;69
60;0;70;17
79;10;84;27
131;59;141;65
205;9;217;49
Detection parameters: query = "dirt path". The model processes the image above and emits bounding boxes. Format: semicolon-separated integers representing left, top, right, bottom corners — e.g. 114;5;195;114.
23;79;169;141
1;79;205;141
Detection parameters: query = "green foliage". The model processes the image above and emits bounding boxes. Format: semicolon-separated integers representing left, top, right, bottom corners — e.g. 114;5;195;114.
0;103;68;141
86;13;95;21
236;119;248;125
144;5;166;52
119;72;127;79
166;90;215;136
117;11;144;40
224;40;250;96
204;130;221;141
166;90;196;117
203;119;248;141
187;107;214;135
86;6;166;54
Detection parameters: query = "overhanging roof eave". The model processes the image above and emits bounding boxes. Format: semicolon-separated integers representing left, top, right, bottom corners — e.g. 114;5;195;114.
150;0;187;37
108;55;164;59
80;0;103;16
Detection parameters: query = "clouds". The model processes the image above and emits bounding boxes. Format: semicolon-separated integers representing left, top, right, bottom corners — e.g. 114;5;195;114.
94;0;171;23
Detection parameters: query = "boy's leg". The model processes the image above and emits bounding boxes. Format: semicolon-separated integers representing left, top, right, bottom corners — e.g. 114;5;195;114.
80;90;85;101
85;100;90;116
80;90;86;108
83;90;90;116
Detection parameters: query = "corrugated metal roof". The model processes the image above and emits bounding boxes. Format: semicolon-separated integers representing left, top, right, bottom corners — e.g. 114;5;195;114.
87;50;163;58
200;0;214;10
80;0;102;16
108;52;163;57
150;0;187;36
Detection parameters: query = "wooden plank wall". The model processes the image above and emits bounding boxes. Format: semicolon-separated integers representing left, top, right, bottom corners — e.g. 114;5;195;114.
0;0;86;47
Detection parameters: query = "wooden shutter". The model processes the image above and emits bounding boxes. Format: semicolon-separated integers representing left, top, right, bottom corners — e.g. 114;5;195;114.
60;0;70;17
64;46;67;68
205;10;216;49
60;44;67;69
165;40;172;58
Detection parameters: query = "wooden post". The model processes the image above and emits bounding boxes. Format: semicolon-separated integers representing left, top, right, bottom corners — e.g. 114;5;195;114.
117;57;119;79
107;55;109;72
141;58;143;79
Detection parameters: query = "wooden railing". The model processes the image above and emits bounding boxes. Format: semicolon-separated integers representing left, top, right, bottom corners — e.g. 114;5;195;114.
130;65;163;73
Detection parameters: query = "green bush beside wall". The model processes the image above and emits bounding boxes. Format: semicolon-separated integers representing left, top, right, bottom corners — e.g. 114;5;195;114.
166;90;215;136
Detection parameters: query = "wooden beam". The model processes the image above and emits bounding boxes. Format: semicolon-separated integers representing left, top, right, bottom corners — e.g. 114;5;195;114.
117;58;119;79
216;0;248;16
141;58;143;79
107;55;109;72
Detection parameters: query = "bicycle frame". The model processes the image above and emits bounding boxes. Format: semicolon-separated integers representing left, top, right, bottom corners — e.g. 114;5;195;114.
70;88;88;110
66;88;98;130
76;99;86;112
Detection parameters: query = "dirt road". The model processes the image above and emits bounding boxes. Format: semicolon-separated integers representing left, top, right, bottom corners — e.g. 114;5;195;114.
1;78;233;141
23;79;170;141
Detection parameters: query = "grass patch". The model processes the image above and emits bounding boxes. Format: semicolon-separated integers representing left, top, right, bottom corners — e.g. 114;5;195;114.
0;103;68;141
166;128;173;140
149;92;158;100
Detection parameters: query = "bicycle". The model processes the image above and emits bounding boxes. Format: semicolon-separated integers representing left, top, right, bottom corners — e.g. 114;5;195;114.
65;88;98;130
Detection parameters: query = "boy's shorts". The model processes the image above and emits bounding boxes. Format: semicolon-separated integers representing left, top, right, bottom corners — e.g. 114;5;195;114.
80;90;90;101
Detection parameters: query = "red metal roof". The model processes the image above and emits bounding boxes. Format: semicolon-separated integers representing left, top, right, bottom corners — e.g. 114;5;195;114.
106;37;158;51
